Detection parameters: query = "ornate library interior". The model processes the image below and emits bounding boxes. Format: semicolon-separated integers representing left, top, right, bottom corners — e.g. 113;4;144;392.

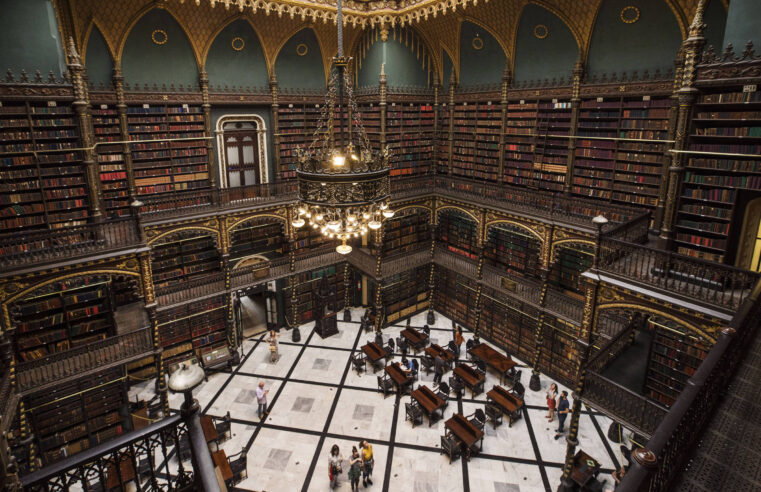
1;0;759;491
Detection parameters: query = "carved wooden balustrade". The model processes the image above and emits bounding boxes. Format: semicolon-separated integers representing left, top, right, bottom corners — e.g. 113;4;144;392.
480;262;543;307
618;280;761;492
15;327;153;395
544;287;583;324
156;271;227;306
433;246;479;280
21;414;193;492
0;217;141;271
381;248;431;277
598;237;760;312
347;248;380;277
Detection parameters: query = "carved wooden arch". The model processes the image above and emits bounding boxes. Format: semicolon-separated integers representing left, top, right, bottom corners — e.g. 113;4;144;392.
147;226;221;247
232;253;272;270
484;219;544;243
226;213;288;235
597;302;716;344
200;14;273;75
81;19;117;66
440;42;459;84
1;270;143;332
271;26;329;86
434;205;479;226
382;204;432;233
115;5;202;70
550;239;594;264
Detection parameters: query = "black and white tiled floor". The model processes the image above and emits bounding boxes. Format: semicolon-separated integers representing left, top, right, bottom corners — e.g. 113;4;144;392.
131;309;633;492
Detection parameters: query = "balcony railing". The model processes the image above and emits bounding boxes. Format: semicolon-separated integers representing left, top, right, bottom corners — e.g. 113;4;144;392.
544;286;583;323
481;263;544;307
156;271;226;306
381;248;431;277
16;327;153;394
618;280;761;492
0;217;141;270
598;237;760;311
433;246;479;279
21;414;192;492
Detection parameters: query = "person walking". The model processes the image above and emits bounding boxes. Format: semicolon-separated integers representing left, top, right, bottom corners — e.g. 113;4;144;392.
328;444;343;488
433;353;445;385
546;383;558;422
255;381;269;420
348;446;362;491
454;327;464;357
360;440;374;487
268;329;279;363
554;391;570;440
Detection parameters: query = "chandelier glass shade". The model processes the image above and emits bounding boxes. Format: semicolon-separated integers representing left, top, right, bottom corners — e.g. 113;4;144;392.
291;0;393;255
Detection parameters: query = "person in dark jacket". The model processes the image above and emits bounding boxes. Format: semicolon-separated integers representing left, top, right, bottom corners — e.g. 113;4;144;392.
554;391;571;440
433;354;445;384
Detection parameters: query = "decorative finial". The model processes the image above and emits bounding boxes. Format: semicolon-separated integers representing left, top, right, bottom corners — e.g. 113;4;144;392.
688;0;706;39
380;63;385;76
67;36;81;65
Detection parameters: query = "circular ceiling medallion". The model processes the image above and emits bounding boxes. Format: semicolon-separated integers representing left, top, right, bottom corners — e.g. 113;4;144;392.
296;43;309;56
534;24;549;39
231;36;245;51
151;29;168;45
472;37;484;50
621;6;640;24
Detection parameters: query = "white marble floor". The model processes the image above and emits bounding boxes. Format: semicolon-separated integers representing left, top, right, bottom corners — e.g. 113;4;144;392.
130;308;636;492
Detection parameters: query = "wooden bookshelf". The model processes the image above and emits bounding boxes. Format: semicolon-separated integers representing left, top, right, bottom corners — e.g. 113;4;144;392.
13;278;115;362
157;295;227;364
483;223;541;278
92;104;130;218
284;265;345;325
549;244;593;298
383;265;430;324
436;209;479;260
127;103;210;200
478;285;538;363
643;319;709;407
532;101;572;191
503;100;537;187
0;99;88;233
27;367;127;466
433;266;478;328
452;101;501;181
293;223;326;252
676;87;761;263
150;232;220;290
382;208;430;257
277;102;322;179
358;102;381;151
437;102;450;174
229;218;286;264
537;315;580;386
573;98;619;201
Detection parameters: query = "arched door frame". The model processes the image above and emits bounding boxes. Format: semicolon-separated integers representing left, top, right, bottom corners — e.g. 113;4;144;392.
215;114;269;187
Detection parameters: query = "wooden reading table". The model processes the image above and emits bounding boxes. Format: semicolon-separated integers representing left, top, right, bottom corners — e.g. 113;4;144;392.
486;385;524;426
411;385;446;426
384;362;413;394
571;450;601;488
200;415;219;451
425;344;455;372
445;413;484;459
468;344;517;385
401;327;428;351
453;363;485;396
361;342;389;372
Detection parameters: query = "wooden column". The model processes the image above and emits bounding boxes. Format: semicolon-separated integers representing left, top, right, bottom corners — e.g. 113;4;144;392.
447;72;456;174
654;51;684;233
426;200;437;325
558;219;605;492
270;74;281;181
342;262;352;321
563;59;584;195
112;63;137;203
140;252;168;415
431;72;441;175
497;66;512;179
66;37;103;221
530;223;554;390
199;69;218;198
658;1;707;250
472;209;486;336
379;66;387;149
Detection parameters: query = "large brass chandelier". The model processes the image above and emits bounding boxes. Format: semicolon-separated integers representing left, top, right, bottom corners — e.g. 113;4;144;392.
291;0;393;255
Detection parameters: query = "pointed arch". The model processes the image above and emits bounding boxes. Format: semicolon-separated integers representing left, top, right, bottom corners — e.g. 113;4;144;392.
118;7;199;89
597;303;713;343
513;3;579;83
82;22;113;89
273;27;326;89
203;17;269;90
458;19;508;87
355;26;433;88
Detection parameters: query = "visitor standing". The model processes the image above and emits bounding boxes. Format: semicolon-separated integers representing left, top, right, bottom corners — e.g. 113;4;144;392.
348;446;362;491
433;354;445;385
328;444;343;488
255;381;269;420
554;391;570;440
360;440;374;487
546;382;558;422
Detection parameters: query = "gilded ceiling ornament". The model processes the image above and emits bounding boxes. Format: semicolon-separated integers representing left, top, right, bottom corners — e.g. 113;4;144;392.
151;29;168;45
621;6;640;24
534;24;549;39
296;43;309;56
231;36;245;51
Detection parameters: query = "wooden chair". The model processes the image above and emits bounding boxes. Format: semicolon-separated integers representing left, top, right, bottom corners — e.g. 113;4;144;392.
420;353;434;374
351;352;366;374
446;340;458;356
386;337;395;355
474;360;487;377
405;402;423;428
436;382;450;407
449;376;464;399
377;375;394;398
398;337;409;355
484;402;503;429
440;434;461;463
468;409;486;432
411;359;419;381
214;411;232;443
465;338;475;358
147;395;163;420
511;381;525;401
227;447;248;485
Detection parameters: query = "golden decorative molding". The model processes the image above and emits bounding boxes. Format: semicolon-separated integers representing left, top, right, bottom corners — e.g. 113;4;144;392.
533;24;548;39
296;42;308;56
231;35;245;50
151;29;168;45
620;6;640;24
